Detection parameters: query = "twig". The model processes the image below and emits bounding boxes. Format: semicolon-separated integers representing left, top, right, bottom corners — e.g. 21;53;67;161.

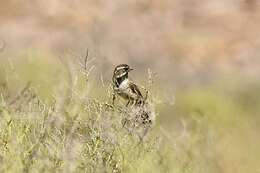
84;49;89;71
79;49;96;82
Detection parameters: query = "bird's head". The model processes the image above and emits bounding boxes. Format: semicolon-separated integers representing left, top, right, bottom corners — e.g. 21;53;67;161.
113;64;133;79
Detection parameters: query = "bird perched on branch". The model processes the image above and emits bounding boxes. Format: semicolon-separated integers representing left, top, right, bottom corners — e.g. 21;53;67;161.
112;64;154;137
112;64;146;106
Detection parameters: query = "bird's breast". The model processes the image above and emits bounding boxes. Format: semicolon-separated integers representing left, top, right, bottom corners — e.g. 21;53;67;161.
118;79;129;90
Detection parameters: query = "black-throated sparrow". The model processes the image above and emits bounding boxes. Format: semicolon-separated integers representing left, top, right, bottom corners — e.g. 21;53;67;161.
112;64;144;106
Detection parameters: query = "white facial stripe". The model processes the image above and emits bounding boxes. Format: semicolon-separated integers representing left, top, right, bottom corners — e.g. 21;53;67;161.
117;72;127;78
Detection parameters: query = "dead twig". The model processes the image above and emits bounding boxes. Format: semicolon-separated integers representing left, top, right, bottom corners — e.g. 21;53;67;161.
84;49;89;71
79;49;95;82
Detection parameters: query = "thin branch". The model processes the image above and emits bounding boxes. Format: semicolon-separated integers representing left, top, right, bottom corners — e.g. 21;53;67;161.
84;49;89;71
79;49;96;82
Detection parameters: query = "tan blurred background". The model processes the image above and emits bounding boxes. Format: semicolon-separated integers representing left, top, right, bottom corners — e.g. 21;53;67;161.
1;0;260;86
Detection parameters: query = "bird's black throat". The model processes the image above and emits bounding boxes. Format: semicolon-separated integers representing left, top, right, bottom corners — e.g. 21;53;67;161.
115;73;128;87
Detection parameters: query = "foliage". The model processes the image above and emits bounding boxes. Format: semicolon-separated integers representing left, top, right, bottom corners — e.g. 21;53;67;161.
0;54;259;173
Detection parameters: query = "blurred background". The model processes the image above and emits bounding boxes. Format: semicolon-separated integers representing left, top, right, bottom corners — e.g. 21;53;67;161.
1;0;260;82
0;0;260;172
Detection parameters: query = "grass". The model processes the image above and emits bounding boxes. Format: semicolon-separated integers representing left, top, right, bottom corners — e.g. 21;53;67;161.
0;52;260;173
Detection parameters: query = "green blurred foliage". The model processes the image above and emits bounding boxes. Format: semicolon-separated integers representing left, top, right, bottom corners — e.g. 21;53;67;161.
0;53;259;173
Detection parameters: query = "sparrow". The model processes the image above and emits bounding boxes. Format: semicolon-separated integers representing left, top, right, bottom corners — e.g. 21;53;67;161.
112;64;144;106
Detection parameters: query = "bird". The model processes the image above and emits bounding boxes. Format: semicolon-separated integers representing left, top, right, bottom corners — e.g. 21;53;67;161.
112;64;144;106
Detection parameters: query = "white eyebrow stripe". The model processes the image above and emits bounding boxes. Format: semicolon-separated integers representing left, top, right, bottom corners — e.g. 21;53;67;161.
116;66;127;70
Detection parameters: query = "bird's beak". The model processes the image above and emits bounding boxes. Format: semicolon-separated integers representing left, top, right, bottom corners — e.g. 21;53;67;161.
128;68;133;72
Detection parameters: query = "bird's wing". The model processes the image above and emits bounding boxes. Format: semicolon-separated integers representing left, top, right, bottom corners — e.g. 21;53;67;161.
129;81;143;98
